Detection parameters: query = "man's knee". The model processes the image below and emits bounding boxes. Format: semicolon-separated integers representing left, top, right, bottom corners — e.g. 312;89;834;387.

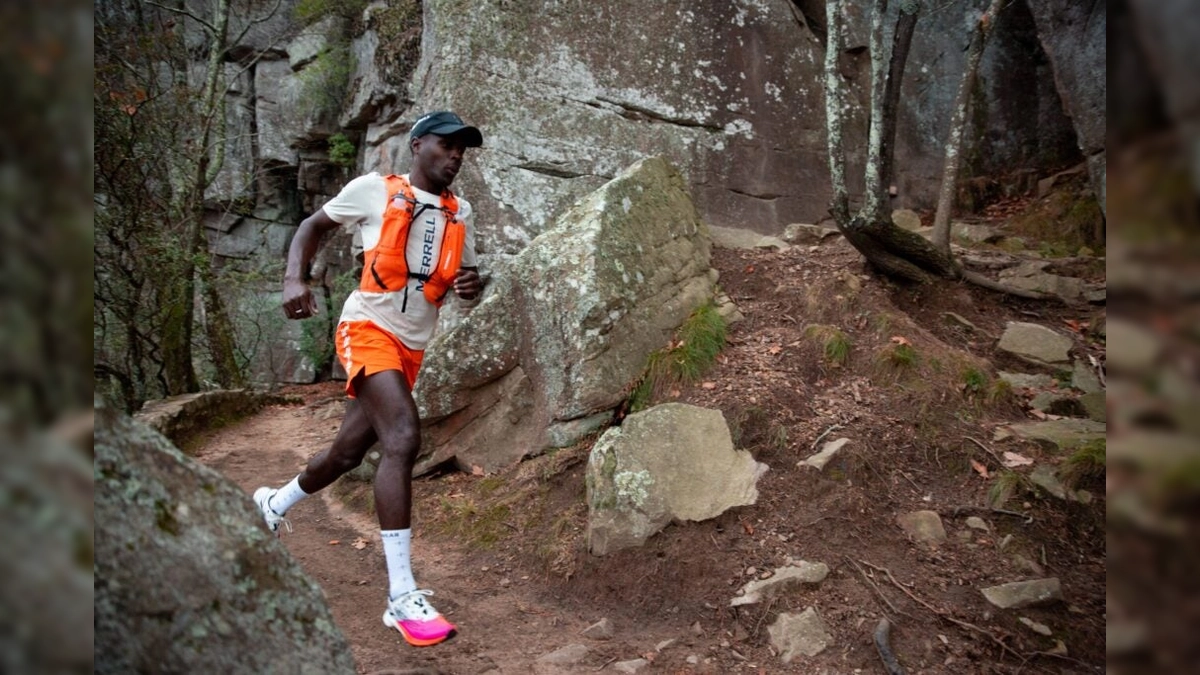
378;427;421;464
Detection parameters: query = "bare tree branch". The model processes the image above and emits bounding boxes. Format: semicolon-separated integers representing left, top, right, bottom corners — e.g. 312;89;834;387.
932;0;1005;254
862;0;891;222
144;0;217;35
824;0;851;225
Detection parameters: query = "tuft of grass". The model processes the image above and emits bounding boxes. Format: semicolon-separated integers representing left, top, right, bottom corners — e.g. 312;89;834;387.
986;379;1015;407
805;324;851;366
433;497;511;550
628;303;727;412
769;423;789;451
1061;439;1105;487
988;470;1030;509
961;366;988;397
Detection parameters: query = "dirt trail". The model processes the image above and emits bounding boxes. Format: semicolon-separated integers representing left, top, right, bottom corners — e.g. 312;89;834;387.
195;394;640;675
193;238;1106;675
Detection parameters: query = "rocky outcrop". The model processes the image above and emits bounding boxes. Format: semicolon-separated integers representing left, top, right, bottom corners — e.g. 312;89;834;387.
1027;0;1107;213
414;157;716;474
95;399;356;674
585;403;768;555
0;427;93;673
134;389;269;447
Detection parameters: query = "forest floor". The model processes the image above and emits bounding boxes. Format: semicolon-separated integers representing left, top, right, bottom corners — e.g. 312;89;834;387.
193;207;1107;675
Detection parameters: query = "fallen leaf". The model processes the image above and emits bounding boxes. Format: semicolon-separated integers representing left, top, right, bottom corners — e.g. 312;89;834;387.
741;521;755;535
768;345;782;355
745;265;756;273
701;381;717;390
352;537;369;550
328;540;340;546
890;335;911;346
471;464;485;476
970;459;989;479
1002;451;1033;467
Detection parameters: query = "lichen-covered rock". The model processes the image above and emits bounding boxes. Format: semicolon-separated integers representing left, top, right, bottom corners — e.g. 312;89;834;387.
585;403;767;555
0;423;93;673
415;157;715;474
95;399;356;674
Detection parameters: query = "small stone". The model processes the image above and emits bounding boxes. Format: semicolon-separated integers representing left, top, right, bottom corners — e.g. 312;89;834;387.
1070;359;1103;394
1029;465;1068;500
1019;617;1053;636
1105;319;1162;374
745;566;757;576
980;578;1063;609
943;312;977;331
1074;489;1093;505
686;655;699;665
801;437;850;470
535;643;590;667
965;516;989;532
690;621;704;636
581;617;614;641
896;510;947;545
730;561;831;607
996;322;1074;366
998;372;1054;390
768;607;832;662
612;658;650;674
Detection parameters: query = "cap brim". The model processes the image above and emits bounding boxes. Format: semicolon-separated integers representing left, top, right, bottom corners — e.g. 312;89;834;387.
426;123;483;147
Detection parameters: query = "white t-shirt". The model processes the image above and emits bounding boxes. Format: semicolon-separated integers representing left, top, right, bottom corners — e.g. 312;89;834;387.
321;172;478;350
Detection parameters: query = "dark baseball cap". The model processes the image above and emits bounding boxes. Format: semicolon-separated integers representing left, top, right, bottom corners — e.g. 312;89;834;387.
409;111;483;147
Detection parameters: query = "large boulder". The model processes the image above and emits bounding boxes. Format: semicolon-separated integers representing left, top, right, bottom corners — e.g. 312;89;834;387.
362;0;1079;251
95;399;356;674
0;422;93;673
414;157;716;474
585;403;768;555
1027;0;1107;213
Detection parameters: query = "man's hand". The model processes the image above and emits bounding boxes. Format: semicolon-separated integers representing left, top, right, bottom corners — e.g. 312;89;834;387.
282;278;319;319
453;267;483;301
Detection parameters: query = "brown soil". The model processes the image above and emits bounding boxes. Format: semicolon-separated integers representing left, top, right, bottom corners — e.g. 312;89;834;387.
193;235;1106;674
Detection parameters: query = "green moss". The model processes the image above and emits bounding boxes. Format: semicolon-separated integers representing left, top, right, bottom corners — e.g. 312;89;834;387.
1061;439;1105;487
154;499;180;536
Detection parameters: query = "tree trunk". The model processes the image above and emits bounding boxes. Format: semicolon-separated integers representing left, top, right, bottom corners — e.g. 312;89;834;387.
877;5;919;200
931;0;1005;254
201;270;247;389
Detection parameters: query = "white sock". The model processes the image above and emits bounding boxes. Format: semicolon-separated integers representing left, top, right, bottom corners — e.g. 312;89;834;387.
381;529;417;600
268;476;309;515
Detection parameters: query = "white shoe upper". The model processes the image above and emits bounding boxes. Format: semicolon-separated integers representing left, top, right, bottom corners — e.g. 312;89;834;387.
253;487;290;533
386;589;440;622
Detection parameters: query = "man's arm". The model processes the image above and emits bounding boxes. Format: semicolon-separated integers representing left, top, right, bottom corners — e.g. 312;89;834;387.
282;209;342;319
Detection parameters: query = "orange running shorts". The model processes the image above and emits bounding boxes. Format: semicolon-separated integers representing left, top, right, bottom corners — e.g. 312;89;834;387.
335;320;424;396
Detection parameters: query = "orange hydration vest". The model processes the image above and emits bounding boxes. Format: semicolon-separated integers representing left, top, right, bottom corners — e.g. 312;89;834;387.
360;174;466;308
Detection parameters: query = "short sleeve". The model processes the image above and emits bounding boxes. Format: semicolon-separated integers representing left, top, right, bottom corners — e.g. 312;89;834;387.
458;197;479;267
321;172;387;225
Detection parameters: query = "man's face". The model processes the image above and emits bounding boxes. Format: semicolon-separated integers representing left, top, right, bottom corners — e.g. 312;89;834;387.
412;133;470;187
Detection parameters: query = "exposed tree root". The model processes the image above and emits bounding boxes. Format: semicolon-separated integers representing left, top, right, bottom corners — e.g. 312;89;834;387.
873;617;907;675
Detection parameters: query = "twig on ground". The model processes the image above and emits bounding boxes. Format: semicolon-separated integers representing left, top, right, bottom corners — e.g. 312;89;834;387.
873;617;907;675
857;558;1024;661
594;656;618;671
751;597;779;639
846;557;910;621
964;436;1006;468
1014;650;1099;674
811;423;844;451
895;469;923;494
944;505;1034;524
801;515;853;527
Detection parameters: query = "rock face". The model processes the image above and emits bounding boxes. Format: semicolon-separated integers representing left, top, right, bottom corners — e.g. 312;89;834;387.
94;400;356;674
134;390;268;447
370;0;1080;251
1027;0;1107;213
183;0;1098;384
585;403;767;555
414;157;716;475
0;428;93;673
